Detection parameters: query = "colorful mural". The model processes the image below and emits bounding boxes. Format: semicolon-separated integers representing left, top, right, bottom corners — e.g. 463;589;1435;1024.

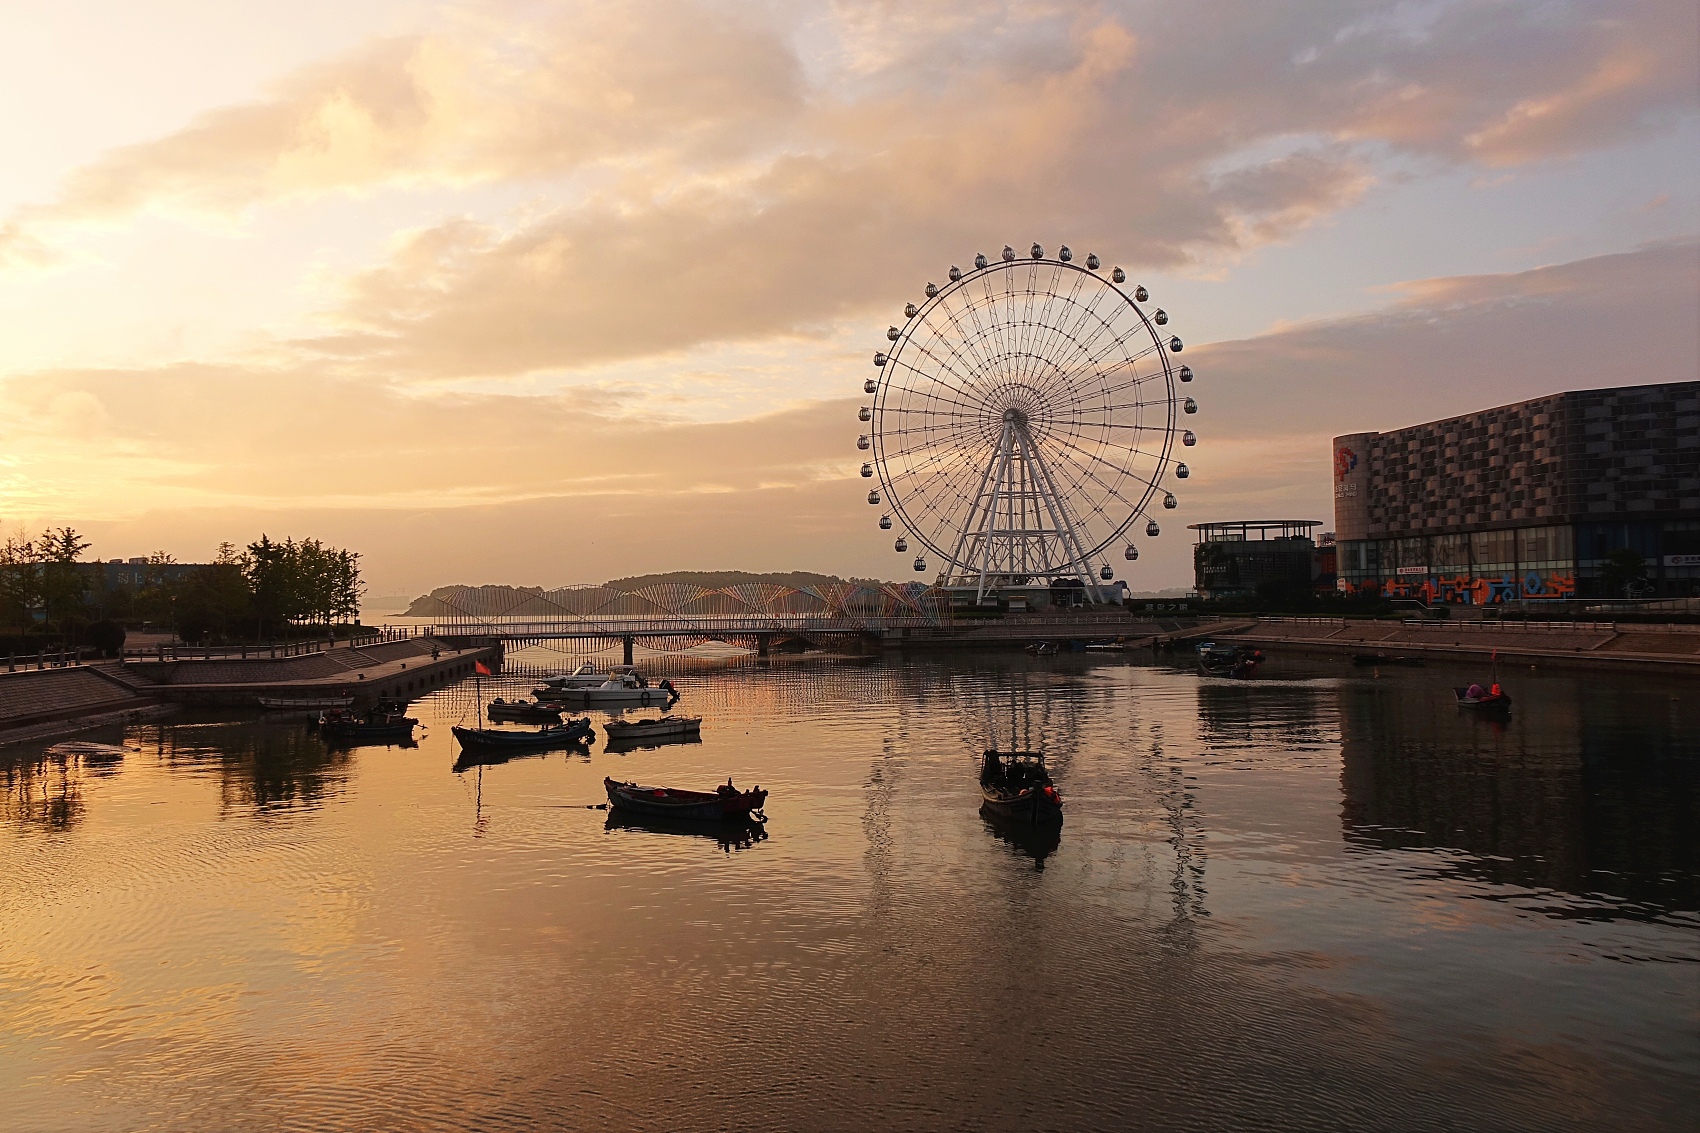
1339;572;1575;604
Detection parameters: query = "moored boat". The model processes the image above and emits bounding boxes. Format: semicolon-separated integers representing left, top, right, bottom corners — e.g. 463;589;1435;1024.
604;777;767;823
452;718;595;751
320;701;418;742
259;694;353;710
1196;641;1262;678
486;698;564;724
546;674;679;707
534;662;637;696
601;715;702;742
980;749;1063;825
1454;685;1512;712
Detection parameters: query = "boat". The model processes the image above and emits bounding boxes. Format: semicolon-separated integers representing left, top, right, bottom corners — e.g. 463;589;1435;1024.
979;749;1063;825
258;694;354;710
604;777;767;822
534;662;637;695
545;674;679;707
1454;685;1512;712
1024;641;1059;657
320;700;418;742
44;741;128;763
1196;641;1262;678
1352;653;1426;667
452;718;596;752
486;698;563;724
1455;651;1512;713
601;715;702;742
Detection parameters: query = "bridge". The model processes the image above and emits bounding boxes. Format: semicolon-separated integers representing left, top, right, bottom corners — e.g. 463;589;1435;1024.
390;580;952;661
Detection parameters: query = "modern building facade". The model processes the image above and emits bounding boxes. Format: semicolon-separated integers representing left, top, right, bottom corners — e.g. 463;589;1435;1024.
1191;520;1329;599
1333;382;1700;604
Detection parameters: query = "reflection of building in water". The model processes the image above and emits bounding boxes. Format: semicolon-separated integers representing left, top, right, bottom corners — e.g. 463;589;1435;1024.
1194;680;1334;751
1337;681;1700;917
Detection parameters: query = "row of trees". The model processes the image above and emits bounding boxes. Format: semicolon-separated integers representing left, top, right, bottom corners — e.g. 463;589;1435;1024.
0;528;364;647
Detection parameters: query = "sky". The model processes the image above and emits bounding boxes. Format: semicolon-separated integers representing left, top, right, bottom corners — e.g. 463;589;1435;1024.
1;0;1696;598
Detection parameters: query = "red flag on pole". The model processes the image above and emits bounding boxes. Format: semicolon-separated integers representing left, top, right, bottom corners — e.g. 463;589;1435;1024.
475;661;492;676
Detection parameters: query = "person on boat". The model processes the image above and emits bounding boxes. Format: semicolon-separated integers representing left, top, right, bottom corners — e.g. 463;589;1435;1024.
1466;683;1485;699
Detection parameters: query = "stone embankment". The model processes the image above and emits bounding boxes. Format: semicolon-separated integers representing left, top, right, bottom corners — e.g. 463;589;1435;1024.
0;664;172;745
0;636;500;744
1216;617;1700;672
884;610;1219;648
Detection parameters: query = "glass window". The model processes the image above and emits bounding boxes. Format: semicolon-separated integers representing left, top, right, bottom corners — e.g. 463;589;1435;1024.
1472;529;1515;568
1432;533;1469;571
1516;525;1572;566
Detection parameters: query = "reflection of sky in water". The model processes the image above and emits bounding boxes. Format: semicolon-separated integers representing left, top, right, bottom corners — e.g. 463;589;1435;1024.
1;652;1695;1131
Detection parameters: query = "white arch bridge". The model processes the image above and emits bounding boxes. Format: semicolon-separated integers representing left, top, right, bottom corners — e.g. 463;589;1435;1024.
396;581;951;658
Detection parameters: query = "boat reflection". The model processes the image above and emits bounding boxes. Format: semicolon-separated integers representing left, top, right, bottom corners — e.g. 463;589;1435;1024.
603;808;769;852
452;741;589;773
979;806;1061;870
603;733;704;755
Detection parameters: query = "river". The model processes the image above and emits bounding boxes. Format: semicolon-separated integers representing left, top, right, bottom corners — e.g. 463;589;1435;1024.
2;649;1695;1131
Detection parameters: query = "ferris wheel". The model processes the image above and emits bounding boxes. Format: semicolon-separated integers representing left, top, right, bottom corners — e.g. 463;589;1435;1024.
857;243;1197;600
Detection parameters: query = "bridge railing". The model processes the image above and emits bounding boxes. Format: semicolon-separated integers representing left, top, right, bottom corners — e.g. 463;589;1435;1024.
420;614;944;637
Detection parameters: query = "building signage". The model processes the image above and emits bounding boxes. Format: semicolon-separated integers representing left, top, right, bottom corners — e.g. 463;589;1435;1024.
1665;554;1700;567
1395;566;1429;576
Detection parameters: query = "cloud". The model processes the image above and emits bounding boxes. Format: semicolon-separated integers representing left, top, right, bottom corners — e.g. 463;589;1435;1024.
11;242;1693;592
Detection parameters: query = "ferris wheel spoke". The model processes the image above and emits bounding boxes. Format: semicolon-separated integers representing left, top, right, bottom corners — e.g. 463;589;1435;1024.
1044;430;1162;515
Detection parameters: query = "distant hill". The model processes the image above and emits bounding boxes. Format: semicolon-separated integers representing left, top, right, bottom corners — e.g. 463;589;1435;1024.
602;570;890;592
403;571;896;617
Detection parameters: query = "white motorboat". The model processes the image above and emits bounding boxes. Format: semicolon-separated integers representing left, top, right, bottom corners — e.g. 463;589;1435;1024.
550;674;679;707
535;663;637;696
602;715;702;741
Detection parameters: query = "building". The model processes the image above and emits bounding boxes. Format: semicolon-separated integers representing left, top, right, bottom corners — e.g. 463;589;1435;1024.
1190;520;1329;599
1333;381;1700;604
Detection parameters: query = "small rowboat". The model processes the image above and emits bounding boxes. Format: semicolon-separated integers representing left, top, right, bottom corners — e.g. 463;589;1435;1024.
602;715;701;742
1454;686;1512;712
486;698;563;724
44;741;128;763
453;718;595;752
980;749;1063;825
320;711;417;742
259;695;353;710
604;777;767;823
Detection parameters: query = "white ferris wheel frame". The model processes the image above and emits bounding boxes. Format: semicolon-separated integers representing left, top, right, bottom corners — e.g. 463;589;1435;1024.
865;250;1187;601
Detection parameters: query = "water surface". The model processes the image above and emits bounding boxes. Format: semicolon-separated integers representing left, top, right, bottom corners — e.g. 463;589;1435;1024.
3;651;1696;1131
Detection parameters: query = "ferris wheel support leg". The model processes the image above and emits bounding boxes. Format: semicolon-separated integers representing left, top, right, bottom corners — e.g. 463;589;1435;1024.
973;422;1019;602
947;423;1008;589
1021;426;1108;603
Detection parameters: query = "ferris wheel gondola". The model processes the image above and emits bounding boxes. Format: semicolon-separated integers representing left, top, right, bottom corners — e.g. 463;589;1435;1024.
860;246;1196;600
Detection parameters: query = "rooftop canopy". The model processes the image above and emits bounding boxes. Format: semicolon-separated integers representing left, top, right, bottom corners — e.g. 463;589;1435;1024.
1188;520;1323;542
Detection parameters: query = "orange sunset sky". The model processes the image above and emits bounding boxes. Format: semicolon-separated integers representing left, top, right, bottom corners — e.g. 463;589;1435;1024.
2;0;1696;598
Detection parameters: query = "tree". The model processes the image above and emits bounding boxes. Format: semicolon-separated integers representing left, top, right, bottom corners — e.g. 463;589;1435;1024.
37;526;92;634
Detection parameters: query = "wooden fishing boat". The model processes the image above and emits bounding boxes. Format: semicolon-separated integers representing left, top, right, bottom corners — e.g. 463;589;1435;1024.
979;749;1063;825
1024;641;1059;656
44;741;128;763
1454;686;1513;712
601;715;702;742
452;718;595;752
1196;642;1262;678
604;777;767;822
320;703;418;742
486;698;563;724
259;694;353;710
